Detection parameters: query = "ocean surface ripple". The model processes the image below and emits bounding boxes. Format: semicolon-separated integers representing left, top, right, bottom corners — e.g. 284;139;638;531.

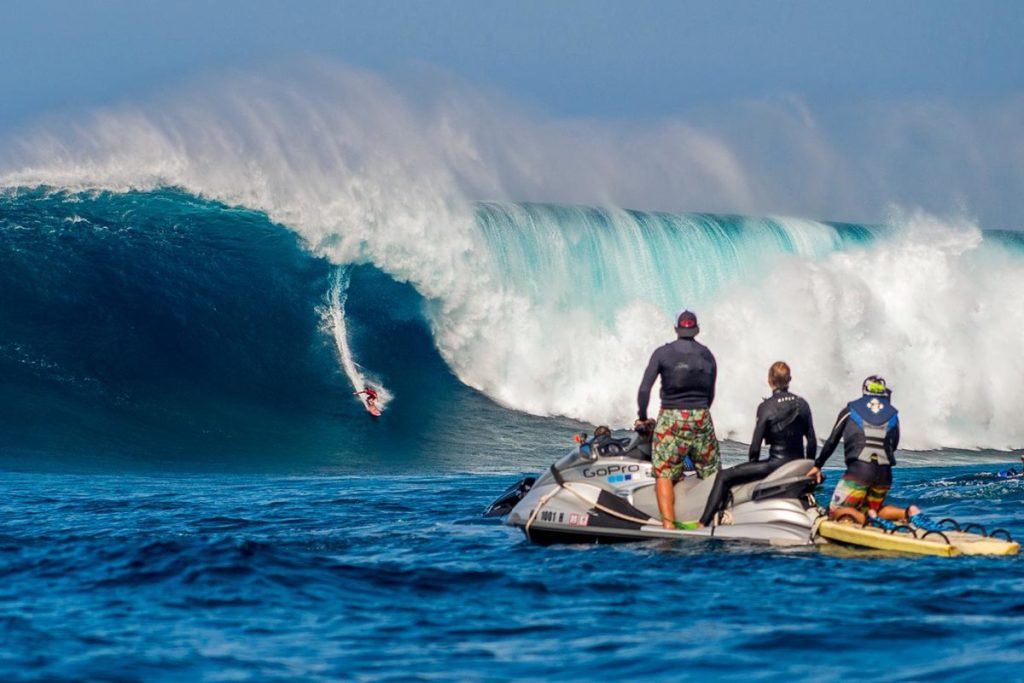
1;467;1022;681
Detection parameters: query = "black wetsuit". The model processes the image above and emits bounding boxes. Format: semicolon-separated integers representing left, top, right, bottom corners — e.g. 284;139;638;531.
748;390;816;461
815;395;900;489
698;389;816;526
636;337;716;421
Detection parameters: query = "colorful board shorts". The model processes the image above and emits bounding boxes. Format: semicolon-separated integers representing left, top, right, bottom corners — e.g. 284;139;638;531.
828;472;891;514
651;408;721;481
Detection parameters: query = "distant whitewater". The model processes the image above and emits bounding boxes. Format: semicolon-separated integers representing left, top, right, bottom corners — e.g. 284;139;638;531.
1;66;1023;461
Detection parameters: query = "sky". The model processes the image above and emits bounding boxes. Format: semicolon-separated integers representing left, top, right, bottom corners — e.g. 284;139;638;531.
2;1;1023;225
3;1;1021;129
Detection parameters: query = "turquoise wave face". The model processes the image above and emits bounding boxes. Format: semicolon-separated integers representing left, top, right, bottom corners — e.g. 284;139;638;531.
475;202;877;319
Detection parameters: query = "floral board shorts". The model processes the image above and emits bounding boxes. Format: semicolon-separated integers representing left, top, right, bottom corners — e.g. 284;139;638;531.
651;408;721;481
828;472;891;514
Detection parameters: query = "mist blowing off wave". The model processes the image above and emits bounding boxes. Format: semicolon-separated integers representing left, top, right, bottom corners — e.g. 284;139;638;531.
2;63;1023;451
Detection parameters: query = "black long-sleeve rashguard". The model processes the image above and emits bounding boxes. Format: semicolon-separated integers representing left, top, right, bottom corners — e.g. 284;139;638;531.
636;338;717;421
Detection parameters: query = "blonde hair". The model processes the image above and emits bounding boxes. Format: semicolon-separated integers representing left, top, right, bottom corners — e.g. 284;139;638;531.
768;361;791;391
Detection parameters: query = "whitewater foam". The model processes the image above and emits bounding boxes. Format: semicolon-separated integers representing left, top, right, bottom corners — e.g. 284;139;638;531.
708;209;1024;450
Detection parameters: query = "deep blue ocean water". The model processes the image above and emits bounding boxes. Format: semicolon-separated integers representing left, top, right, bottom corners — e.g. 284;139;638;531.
2;464;1022;681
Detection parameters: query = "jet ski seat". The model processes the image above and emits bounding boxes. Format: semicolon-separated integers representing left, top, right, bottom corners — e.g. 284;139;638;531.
728;459;815;507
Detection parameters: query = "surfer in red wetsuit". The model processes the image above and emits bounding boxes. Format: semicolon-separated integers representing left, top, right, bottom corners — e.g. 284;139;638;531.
355;387;378;409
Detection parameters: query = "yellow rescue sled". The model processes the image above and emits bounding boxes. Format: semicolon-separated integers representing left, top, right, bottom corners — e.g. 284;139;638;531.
817;519;1019;557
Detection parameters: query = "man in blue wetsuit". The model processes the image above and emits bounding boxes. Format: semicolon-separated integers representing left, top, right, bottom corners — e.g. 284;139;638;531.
998;454;1024;478
808;375;928;528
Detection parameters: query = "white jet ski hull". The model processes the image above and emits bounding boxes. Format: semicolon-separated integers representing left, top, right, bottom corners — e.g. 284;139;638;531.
490;431;821;546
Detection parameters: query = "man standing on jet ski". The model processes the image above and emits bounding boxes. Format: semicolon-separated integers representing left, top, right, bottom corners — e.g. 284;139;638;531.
635;309;720;530
808;376;928;528
698;361;815;527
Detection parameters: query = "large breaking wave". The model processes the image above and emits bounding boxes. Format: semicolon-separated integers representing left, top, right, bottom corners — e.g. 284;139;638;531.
1;64;1023;461
1;188;1022;463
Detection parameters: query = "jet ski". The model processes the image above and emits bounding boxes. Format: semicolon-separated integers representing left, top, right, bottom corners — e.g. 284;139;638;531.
485;427;821;546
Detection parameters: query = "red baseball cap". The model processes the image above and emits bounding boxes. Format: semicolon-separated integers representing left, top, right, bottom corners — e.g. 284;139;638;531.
675;309;699;337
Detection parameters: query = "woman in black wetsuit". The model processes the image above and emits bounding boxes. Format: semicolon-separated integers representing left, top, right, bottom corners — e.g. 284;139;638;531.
698;361;816;527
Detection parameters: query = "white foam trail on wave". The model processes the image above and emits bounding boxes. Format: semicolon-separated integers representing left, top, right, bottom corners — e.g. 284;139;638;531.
1;63;1023;449
323;267;390;411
